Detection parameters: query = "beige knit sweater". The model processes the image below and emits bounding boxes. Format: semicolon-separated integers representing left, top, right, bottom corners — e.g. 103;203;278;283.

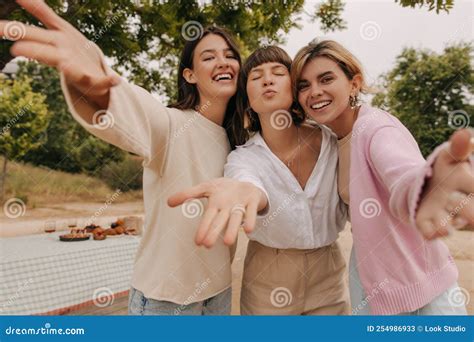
59;54;233;305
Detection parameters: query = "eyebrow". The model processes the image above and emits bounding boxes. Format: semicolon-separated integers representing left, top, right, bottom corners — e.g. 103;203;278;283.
250;65;287;74
298;70;334;82
199;48;234;56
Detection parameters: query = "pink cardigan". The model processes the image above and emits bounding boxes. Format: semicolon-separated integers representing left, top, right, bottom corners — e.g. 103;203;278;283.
350;104;459;315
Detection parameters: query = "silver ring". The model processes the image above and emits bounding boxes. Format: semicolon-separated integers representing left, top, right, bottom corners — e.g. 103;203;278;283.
231;204;246;216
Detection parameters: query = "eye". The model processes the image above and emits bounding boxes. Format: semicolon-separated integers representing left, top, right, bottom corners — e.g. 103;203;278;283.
226;54;237;59
321;76;333;84
203;56;214;61
251;75;261;81
297;82;309;91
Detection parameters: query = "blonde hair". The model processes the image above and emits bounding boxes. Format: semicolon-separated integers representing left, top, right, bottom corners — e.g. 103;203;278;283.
291;40;373;102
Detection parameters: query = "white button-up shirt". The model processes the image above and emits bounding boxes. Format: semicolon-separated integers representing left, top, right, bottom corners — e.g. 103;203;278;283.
224;125;347;249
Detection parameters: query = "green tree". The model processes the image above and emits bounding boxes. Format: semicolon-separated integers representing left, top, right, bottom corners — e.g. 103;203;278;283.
15;61;125;174
2;0;457;97
0;76;49;201
372;43;473;157
2;0;306;100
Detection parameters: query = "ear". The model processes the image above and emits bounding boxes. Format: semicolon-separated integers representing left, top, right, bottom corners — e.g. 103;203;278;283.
183;68;197;84
351;73;363;94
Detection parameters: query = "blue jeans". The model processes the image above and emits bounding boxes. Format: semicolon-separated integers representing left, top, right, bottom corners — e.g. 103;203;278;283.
128;287;232;315
349;247;467;315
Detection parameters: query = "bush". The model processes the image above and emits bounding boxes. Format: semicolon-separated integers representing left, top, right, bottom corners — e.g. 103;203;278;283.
99;155;143;192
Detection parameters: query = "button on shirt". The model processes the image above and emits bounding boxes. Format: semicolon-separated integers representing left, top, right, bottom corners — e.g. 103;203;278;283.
224;126;348;249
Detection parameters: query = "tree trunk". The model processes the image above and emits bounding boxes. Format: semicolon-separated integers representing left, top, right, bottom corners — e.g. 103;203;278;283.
0;156;7;204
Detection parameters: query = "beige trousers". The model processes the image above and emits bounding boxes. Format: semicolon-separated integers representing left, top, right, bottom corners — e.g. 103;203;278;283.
240;240;350;315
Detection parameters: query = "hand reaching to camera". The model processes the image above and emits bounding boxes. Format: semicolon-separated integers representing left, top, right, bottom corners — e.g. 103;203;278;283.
416;129;474;239
0;0;120;109
168;178;268;248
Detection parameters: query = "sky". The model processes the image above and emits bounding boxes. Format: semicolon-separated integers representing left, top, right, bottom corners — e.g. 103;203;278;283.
281;0;473;84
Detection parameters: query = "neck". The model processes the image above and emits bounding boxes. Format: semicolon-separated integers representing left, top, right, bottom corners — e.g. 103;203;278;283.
259;109;298;155
196;95;230;126
327;105;360;138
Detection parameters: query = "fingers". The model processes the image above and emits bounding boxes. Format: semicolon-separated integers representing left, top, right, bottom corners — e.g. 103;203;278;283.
444;190;474;229
167;183;211;208
418;217;450;240
0;20;58;44
447;129;472;163
242;199;258;234
16;0;66;30
195;207;218;245
10;41;59;66
202;210;230;248
93;73;121;88
58;63;120;96
223;210;244;246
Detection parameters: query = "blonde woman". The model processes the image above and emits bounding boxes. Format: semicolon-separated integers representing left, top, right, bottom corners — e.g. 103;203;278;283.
291;40;472;315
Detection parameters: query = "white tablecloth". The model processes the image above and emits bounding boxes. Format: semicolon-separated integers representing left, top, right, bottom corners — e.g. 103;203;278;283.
0;232;140;315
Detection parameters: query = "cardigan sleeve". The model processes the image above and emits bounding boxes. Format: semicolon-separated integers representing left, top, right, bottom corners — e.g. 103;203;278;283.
367;125;442;226
59;45;171;172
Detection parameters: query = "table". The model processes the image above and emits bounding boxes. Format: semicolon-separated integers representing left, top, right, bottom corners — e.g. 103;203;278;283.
0;232;140;315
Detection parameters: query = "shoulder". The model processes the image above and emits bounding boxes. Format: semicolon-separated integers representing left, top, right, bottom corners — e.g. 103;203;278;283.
352;104;406;140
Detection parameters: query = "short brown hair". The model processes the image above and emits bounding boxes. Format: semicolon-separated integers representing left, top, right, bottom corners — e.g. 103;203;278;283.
229;46;304;148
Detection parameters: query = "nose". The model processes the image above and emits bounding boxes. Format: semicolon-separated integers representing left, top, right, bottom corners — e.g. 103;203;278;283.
216;54;229;69
263;71;274;87
310;82;323;98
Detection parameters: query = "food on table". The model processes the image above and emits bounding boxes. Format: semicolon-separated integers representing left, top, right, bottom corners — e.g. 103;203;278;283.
115;226;125;235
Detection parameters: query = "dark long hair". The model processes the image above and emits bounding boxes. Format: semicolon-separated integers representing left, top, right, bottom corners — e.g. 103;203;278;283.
169;26;242;148
229;46;305;148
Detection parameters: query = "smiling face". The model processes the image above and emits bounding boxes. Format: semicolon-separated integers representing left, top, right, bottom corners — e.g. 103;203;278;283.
297;56;361;127
183;33;240;102
246;62;293;116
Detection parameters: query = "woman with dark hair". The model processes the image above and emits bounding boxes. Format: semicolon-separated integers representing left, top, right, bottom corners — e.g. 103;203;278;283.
2;0;246;315
171;46;350;315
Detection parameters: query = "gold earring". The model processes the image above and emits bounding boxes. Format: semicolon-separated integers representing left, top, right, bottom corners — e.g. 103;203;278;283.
349;94;359;109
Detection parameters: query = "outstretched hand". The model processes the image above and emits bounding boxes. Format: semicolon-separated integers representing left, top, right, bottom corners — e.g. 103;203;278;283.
416;129;474;239
0;0;120;108
168;178;268;248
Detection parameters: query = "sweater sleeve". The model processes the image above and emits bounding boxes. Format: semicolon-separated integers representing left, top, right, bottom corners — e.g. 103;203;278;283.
368;126;440;226
224;148;270;216
59;46;170;172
